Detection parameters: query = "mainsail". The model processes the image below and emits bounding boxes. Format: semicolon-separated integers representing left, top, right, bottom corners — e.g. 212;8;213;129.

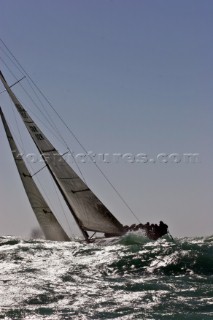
0;107;70;241
0;71;124;240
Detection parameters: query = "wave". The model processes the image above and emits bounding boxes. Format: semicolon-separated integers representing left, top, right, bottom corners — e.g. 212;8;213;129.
0;234;213;277
0;234;213;319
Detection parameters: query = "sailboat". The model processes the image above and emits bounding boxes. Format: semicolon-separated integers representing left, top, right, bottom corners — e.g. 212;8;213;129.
0;70;168;242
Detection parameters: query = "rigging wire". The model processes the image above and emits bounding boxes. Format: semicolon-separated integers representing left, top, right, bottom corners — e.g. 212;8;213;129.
0;38;141;223
0;45;25;76
51;177;74;238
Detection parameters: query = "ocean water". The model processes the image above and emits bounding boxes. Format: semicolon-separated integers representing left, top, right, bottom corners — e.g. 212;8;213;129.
0;234;212;320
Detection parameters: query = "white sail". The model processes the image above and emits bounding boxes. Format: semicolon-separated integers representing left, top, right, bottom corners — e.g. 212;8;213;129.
0;71;124;237
0;107;70;241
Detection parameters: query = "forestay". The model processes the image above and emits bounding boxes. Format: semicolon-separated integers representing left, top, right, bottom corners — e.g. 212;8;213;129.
0;71;124;237
0;107;70;241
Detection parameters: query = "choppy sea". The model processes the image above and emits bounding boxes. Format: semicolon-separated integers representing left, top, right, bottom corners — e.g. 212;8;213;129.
0;234;212;320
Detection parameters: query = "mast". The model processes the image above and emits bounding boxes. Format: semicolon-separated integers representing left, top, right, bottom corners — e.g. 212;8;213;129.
0;70;124;239
0;107;70;241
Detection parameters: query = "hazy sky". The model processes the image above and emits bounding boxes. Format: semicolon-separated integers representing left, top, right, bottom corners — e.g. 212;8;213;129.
0;0;213;238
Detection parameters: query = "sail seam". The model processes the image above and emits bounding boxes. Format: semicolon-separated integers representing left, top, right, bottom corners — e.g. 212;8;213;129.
71;189;90;194
42;149;56;153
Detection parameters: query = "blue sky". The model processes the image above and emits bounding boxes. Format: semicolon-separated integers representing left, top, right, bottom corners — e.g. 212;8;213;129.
0;0;213;238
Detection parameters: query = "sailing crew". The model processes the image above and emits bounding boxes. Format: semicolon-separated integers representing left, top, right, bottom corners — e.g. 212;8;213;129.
159;221;168;236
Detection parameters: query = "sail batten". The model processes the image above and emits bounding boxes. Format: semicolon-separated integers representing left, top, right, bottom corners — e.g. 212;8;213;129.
0;71;124;237
0;107;70;241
